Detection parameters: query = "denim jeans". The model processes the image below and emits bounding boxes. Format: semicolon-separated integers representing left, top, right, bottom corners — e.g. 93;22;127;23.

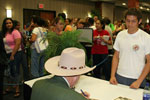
116;73;146;88
31;49;45;78
7;51;22;84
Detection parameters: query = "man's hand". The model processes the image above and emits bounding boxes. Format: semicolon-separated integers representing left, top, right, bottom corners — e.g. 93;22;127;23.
81;91;90;99
109;77;118;85
130;80;140;89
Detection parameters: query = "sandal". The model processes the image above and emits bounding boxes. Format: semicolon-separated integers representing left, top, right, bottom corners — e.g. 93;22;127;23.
14;92;20;97
3;88;12;95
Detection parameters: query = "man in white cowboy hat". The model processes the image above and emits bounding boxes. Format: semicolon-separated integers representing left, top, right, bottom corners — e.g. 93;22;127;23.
31;47;96;100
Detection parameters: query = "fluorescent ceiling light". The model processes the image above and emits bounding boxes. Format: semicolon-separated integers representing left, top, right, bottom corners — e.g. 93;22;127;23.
122;3;126;6
63;10;68;18
140;6;143;9
6;9;12;18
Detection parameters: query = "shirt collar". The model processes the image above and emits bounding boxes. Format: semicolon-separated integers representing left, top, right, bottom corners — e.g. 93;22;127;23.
62;77;70;87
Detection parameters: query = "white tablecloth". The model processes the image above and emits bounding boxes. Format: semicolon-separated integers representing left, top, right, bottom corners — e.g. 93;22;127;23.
25;75;144;100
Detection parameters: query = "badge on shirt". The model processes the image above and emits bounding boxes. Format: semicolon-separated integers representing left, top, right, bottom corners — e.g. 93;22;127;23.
133;44;139;51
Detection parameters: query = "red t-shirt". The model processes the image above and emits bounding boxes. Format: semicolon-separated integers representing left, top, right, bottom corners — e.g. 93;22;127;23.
91;29;111;54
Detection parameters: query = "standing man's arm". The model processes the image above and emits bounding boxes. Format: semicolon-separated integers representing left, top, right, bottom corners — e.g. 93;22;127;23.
130;54;150;89
109;50;119;85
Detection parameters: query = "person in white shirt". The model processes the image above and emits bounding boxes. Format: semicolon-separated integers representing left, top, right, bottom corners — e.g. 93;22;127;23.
109;8;150;89
88;18;96;30
103;17;113;54
93;16;98;26
30;17;48;78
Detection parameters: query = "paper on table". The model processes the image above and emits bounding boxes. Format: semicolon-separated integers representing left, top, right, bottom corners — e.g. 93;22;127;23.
101;35;109;45
114;96;132;100
89;98;99;100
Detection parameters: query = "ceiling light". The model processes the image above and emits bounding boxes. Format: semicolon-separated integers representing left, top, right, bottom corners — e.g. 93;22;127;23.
147;8;150;11
88;12;92;17
122;3;126;6
6;9;12;18
63;10;68;18
146;18;149;23
140;6;143;9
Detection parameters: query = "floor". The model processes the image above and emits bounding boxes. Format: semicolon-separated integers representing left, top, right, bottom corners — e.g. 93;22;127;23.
3;64;31;100
3;85;24;100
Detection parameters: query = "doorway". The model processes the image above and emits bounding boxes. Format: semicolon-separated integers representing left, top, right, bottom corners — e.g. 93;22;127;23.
23;8;56;27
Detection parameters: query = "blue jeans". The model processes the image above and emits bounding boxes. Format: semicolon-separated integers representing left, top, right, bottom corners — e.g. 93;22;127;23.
7;51;22;84
31;49;45;78
116;73;146;88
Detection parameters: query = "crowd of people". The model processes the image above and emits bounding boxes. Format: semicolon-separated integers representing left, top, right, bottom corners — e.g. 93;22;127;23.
0;8;150;100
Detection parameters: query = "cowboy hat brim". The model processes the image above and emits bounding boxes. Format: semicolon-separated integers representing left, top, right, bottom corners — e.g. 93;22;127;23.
45;56;96;76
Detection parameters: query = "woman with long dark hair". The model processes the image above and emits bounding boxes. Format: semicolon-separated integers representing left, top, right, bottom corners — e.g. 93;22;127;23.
2;18;22;97
13;20;29;81
91;19;112;81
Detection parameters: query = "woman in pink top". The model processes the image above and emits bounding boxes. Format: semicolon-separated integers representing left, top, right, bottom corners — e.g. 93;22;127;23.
2;18;22;97
13;20;29;81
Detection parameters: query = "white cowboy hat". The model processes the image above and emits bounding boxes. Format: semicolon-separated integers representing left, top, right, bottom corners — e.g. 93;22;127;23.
45;47;96;76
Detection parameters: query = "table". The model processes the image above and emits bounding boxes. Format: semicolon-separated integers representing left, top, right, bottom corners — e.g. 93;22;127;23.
24;75;144;100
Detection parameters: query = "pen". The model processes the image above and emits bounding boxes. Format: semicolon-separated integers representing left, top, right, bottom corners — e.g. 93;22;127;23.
80;89;87;97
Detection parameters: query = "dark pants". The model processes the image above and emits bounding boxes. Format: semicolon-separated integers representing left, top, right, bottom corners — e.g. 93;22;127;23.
116;73;146;88
92;54;111;80
7;51;22;83
21;51;29;81
0;64;6;100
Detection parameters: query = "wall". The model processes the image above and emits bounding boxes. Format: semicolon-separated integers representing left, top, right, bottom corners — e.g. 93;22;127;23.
114;6;127;22
102;2;115;23
114;6;150;24
1;0;150;30
142;11;150;24
0;0;95;29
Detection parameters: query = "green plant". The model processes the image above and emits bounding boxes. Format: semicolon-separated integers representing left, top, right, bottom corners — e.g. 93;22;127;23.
44;30;86;61
90;9;101;20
